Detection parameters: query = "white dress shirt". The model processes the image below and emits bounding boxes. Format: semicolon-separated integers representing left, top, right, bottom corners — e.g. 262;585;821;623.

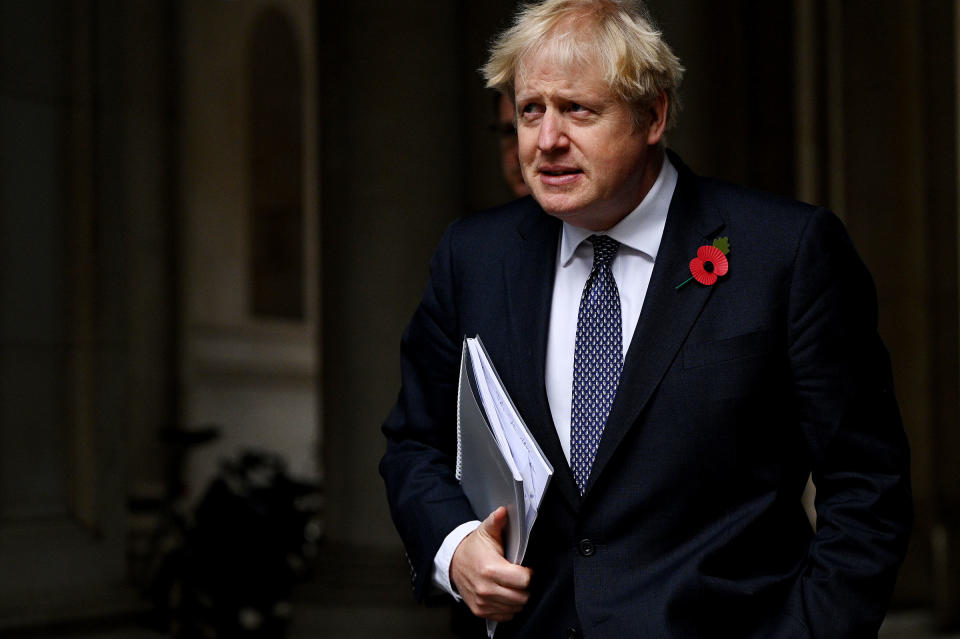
432;155;679;598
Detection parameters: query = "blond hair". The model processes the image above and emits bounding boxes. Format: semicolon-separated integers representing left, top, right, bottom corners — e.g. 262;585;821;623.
482;0;684;130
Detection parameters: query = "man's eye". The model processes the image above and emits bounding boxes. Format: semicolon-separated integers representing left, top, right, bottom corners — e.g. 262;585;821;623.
569;103;587;113
521;103;543;117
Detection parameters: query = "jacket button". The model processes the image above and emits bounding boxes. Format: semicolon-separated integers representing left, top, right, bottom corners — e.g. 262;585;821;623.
578;538;595;557
565;628;581;639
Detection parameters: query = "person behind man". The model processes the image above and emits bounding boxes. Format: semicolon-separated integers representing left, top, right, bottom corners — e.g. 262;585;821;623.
380;1;912;637
493;91;532;199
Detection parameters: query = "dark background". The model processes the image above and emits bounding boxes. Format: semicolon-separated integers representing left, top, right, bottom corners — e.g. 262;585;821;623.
0;0;957;634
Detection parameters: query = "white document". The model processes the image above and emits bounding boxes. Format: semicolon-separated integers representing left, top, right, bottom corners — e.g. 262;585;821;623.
467;338;553;545
456;336;554;638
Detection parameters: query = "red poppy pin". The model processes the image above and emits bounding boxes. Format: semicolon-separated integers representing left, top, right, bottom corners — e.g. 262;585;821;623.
676;237;730;290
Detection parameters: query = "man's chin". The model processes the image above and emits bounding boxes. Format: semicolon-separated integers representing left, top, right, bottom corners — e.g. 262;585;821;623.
539;203;582;222
532;192;583;218
535;198;623;231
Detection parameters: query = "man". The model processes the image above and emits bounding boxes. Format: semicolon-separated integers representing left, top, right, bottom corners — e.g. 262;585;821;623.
381;1;912;637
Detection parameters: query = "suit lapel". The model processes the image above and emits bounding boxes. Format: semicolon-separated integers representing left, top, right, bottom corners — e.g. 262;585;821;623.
503;205;582;513
586;159;726;497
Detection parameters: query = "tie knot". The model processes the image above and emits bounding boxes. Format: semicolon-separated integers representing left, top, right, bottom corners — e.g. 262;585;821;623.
589;235;619;268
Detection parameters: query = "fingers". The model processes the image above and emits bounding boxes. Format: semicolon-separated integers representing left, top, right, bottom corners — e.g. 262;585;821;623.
450;508;533;621
458;560;532;620
465;576;530;621
481;554;533;592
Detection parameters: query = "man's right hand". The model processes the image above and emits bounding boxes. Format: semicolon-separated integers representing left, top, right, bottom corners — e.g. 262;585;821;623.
450;506;532;622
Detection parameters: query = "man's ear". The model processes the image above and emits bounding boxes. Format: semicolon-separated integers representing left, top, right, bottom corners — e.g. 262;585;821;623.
645;90;668;146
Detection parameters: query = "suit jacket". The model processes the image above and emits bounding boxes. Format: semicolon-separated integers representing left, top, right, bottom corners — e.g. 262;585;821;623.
380;152;912;638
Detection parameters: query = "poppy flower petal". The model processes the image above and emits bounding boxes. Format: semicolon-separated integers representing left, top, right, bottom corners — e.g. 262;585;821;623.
697;245;716;261
712;252;729;277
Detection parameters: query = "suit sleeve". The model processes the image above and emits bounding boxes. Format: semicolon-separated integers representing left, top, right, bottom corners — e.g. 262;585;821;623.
379;223;477;601
783;208;913;636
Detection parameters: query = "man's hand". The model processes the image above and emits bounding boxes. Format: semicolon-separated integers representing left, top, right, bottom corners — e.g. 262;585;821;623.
450;506;532;622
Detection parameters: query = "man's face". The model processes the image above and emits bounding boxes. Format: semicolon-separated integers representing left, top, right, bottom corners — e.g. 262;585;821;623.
514;49;663;231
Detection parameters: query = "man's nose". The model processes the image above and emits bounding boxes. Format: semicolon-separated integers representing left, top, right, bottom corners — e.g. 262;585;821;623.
537;109;567;151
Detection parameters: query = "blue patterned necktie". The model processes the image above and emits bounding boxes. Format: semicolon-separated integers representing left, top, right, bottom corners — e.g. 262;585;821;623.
571;234;623;495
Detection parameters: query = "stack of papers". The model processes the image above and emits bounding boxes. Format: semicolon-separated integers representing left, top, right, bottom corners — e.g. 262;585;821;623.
456;336;554;565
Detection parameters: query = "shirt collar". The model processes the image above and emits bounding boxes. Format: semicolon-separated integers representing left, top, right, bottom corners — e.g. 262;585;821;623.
558;153;678;265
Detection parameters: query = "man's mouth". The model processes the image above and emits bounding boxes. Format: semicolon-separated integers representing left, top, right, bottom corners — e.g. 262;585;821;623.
537;166;583;187
540;167;581;176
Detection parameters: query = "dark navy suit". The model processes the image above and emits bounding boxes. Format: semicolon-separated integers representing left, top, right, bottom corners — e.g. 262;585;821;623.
380;153;912;638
